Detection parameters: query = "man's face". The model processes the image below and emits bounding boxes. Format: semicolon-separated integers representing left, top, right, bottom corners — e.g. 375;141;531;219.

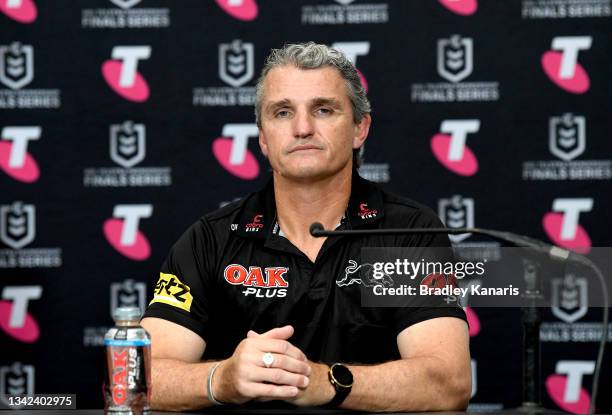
259;65;370;181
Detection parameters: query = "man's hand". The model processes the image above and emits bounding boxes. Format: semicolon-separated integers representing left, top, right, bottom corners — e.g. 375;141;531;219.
214;325;312;404
248;329;334;407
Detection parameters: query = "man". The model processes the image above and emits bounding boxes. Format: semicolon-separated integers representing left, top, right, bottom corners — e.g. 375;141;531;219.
141;42;471;411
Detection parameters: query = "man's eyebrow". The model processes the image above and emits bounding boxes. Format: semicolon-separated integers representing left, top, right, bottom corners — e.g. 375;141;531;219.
265;99;291;113
311;97;342;108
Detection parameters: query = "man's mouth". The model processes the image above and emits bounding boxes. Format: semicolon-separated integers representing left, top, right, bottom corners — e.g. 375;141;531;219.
288;144;322;153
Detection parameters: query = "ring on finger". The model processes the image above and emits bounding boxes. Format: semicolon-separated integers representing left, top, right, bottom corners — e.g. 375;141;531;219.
262;352;274;368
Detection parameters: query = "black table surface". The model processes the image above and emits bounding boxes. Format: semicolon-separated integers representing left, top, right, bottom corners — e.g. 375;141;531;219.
0;410;577;415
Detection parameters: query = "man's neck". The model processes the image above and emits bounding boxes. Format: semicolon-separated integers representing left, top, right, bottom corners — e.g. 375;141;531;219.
273;165;353;262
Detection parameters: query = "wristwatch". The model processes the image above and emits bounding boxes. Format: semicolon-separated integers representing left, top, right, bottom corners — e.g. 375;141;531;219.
326;363;353;407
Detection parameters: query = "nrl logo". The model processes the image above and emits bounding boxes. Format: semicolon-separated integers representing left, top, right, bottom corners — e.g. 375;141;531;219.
551;274;588;323
437;34;473;83
438;195;474;243
549;113;585;162
0;201;35;250
109;0;142;9
0;362;35;398
0;42;34;90
218;39;254;87
110;278;146;316
110;121;146;168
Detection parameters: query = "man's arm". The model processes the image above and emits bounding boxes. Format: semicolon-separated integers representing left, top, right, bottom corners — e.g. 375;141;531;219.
291;317;471;411
141;318;311;410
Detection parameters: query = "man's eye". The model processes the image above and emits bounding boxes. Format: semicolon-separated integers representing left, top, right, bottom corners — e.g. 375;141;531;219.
316;107;332;115
275;110;290;118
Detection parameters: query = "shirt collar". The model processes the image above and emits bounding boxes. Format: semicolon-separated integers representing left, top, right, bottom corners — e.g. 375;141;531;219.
235;170;385;240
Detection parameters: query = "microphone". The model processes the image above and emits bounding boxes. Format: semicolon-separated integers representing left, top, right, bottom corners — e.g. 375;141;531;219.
309;222;572;262
310;221;607;415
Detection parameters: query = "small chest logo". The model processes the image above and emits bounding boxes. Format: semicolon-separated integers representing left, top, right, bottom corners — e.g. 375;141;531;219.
224;264;288;298
245;214;263;232
358;203;378;219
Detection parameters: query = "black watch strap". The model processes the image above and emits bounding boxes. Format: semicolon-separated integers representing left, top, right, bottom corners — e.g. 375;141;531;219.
325;363;353;408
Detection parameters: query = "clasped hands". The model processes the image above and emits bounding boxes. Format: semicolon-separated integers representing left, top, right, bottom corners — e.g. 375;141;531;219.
212;325;335;406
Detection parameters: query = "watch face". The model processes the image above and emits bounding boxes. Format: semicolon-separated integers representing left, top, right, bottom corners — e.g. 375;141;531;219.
332;364;353;387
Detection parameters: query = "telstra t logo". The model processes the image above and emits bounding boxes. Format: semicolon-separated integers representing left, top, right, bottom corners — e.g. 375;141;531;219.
0;0;37;24
213;124;259;180
0;286;41;343
541;36;591;94
102;46;151;102
331;42;370;91
542;198;592;253
103;204;152;261
431;120;479;176
215;0;258;21
546;360;594;414
0;126;40;183
438;0;478;16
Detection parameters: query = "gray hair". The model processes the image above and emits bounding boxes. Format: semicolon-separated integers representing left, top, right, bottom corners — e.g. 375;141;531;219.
255;42;371;128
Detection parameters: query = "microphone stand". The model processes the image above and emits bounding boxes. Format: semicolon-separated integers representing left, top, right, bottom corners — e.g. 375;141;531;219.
310;224;607;414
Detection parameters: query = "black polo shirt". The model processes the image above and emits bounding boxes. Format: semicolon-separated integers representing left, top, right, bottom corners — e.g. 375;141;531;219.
144;173;466;364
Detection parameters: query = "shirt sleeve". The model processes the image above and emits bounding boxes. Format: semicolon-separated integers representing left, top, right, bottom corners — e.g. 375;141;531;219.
142;218;216;341
393;207;468;336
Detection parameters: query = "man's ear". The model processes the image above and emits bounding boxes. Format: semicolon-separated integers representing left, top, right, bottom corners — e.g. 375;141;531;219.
353;114;371;150
259;129;268;156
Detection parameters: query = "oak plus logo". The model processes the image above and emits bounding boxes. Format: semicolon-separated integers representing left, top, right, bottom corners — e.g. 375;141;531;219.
0;202;62;268
224;264;289;298
103;204;152;261
551;274;587;323
110;278;146;315
213;123;259;180
522;114;611;181
522;0;611;19
541;36;591;94
0;42;60;109
193;40;256;108
83;121;172;188
542;198;592;253
438;195;473;243
301;0;389;25
331;42;369;91
439;0;478;16
0;362;34;408
82;0;170;28
411;35;499;103
0;286;41;343
0;0;37;23
431;119;480;176
102;46;151;102
546;361;594;414
0;126;41;183
215;0;258;21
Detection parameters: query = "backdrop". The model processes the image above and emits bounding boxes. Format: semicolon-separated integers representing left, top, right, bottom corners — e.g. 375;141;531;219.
1;0;611;412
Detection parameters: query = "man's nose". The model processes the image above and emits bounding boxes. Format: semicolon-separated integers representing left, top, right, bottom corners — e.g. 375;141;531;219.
292;110;315;139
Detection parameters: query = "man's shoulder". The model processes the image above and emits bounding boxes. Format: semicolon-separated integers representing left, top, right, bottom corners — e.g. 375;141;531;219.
379;187;442;227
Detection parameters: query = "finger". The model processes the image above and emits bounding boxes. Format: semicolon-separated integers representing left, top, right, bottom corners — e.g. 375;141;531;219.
250;367;310;388
257;325;294;340
253;338;307;361
247;330;259;338
253;352;311;375
247;383;299;399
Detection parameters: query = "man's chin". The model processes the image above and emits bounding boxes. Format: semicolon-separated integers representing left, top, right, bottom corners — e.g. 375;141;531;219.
276;163;349;182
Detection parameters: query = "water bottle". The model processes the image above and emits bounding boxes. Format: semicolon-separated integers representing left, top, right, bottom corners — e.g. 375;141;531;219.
103;307;151;415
